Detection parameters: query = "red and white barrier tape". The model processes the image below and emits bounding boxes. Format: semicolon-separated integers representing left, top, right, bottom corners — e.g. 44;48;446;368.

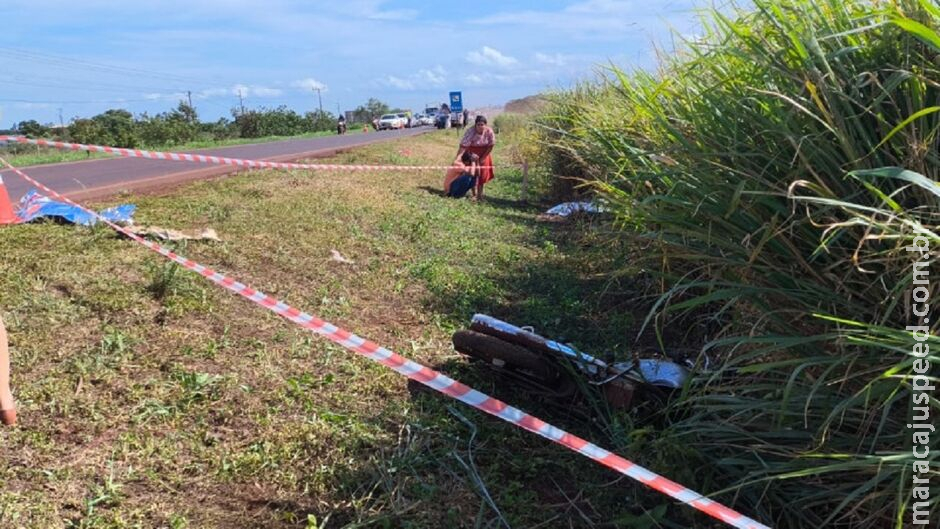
0;135;514;171
0;157;770;529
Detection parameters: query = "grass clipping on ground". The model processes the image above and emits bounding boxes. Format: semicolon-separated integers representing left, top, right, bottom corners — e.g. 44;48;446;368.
0;131;676;528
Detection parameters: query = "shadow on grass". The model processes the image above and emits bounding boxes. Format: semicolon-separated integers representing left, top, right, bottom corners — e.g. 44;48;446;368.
417;185;544;215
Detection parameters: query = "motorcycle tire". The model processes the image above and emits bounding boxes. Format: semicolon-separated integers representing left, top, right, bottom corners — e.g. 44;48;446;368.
452;330;559;386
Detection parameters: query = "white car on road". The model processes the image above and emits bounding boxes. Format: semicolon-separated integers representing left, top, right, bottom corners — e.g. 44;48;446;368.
378;114;405;130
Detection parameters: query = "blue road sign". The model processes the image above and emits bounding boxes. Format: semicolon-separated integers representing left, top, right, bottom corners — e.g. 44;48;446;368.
449;91;463;112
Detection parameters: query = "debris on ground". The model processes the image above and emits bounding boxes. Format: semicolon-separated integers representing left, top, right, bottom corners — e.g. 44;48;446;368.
16;190;135;226
330;249;355;264
128;226;221;241
536;201;608;222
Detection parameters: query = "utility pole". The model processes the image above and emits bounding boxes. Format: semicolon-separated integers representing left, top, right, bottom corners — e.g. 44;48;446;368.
313;87;323;120
186;90;196;123
237;90;245;115
57;108;64;128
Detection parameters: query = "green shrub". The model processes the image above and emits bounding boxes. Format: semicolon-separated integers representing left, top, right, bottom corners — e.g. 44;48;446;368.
538;1;939;527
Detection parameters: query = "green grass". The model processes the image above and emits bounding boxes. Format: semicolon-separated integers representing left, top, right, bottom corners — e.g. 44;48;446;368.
0;127;365;168
0;130;697;528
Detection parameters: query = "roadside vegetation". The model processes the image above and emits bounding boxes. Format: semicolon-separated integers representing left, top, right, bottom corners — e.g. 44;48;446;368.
0;96;405;167
0;129;681;528
0;128;363;168
537;0;939;527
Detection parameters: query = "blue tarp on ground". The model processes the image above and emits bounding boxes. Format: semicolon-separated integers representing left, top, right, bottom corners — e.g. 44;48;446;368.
16;190;135;226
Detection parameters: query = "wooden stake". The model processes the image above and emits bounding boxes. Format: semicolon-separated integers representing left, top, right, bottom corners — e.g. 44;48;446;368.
521;161;529;203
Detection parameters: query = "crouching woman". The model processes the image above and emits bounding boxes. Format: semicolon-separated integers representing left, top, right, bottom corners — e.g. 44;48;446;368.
443;152;480;199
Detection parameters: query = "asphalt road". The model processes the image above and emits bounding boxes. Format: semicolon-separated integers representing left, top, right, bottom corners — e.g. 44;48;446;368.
1;127;431;201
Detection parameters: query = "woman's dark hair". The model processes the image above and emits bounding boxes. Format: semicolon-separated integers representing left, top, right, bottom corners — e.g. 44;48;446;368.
475;115;487;125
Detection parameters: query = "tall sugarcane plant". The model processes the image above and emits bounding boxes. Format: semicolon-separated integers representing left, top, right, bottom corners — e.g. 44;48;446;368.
539;1;939;527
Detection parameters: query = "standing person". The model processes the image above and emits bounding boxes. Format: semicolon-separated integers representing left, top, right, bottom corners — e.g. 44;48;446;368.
462;109;469;129
454;115;495;201
0;315;15;425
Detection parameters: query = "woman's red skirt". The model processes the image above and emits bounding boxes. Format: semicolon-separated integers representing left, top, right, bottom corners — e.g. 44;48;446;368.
465;145;494;185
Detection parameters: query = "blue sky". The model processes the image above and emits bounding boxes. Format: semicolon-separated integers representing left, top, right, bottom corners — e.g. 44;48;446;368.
0;0;706;127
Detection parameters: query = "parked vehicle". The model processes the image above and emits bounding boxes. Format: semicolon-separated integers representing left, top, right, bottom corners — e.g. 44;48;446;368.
378;113;405;130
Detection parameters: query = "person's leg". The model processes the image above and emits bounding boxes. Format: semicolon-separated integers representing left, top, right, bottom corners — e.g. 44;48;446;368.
0;315;15;425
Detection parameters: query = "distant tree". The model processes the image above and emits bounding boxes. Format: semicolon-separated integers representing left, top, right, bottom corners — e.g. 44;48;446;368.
67;118;106;145
16;120;50;138
90;109;140;147
232;105;321;138
303;110;336;132
351;98;391;123
201;117;235;141
367;98;390;118
171;101;198;124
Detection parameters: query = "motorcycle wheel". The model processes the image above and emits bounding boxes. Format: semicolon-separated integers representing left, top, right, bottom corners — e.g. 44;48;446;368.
452;330;559;385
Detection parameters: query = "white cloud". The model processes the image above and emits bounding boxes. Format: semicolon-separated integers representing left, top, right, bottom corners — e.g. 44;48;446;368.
228;84;281;98
464;73;485;86
384;75;414;90
333;0;418;21
197;87;231;99
417;66;446;85
14;102;54;110
471;0;699;39
462;70;547;87
535;52;568;66
143;91;186;101
252;86;283;97
380;66;447;91
291;78;328;92
465;46;518;68
365;8;418;20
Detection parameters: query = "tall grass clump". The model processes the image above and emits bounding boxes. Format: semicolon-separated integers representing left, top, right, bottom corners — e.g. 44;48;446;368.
540;1;938;528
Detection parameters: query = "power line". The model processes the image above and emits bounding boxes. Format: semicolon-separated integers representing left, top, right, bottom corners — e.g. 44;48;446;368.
0;77;186;95
0;46;216;86
0;97;164;104
6;71;189;92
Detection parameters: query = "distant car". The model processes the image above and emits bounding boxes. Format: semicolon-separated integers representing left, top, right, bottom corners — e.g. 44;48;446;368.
417;113;434;126
397;113;412;128
378;114;405;130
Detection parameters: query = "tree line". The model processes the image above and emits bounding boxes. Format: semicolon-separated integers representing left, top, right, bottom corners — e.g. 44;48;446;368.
8;97;399;149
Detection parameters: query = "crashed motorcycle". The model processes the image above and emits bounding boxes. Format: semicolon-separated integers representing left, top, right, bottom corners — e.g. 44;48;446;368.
452;314;689;412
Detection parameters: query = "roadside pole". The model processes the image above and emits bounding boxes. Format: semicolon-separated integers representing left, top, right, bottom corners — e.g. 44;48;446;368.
521;161;529;203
